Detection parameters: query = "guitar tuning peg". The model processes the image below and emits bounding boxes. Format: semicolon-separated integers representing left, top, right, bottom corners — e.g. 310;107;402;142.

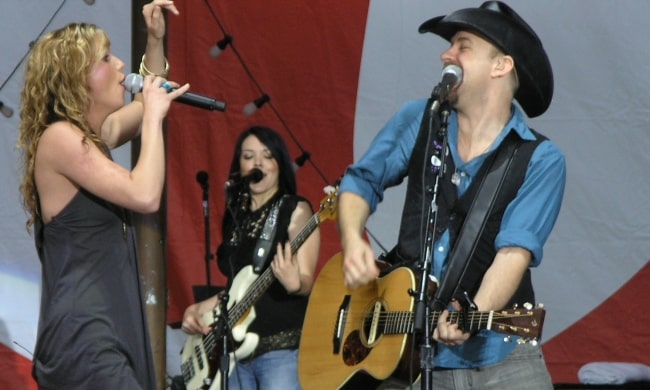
523;302;533;310
503;336;512;343
537;302;545;309
511;303;519;309
515;337;539;346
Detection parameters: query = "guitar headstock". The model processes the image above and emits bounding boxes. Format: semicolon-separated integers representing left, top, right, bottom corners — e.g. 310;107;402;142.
491;304;545;344
318;185;339;222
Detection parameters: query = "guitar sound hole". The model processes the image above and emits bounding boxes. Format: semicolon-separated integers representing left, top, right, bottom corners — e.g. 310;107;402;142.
342;330;371;366
361;300;386;346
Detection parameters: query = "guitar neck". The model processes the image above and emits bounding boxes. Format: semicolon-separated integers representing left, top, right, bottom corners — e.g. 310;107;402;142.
227;212;321;326
382;310;495;335
290;214;319;254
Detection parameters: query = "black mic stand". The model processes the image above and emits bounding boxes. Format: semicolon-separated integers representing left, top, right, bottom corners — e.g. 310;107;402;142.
193;172;223;303
200;172;213;290
411;96;452;390
217;292;231;390
213;183;246;390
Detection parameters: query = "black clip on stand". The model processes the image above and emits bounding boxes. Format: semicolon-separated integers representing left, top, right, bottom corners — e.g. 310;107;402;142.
410;90;452;390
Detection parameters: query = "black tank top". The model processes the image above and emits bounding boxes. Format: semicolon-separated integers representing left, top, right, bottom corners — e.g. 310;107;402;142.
32;189;155;389
217;192;310;357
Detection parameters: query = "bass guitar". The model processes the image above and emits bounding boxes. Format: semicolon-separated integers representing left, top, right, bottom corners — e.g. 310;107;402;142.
181;188;338;390
298;252;545;389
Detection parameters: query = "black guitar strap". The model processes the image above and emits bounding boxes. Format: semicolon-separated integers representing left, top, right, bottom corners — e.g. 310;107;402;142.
431;132;522;312
251;195;288;274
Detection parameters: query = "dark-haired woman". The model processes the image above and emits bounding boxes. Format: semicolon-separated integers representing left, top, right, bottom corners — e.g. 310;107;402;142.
182;126;320;390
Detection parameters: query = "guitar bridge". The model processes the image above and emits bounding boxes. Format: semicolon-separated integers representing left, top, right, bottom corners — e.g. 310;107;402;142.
333;295;351;354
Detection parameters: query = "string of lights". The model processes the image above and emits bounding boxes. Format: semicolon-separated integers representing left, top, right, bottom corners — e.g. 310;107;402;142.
199;1;388;253
0;0;75;119
1;1;331;183
202;0;330;185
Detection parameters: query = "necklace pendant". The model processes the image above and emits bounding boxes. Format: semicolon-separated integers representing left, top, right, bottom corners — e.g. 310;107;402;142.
451;171;461;186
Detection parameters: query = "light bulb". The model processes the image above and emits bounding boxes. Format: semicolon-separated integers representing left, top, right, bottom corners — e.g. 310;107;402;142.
209;35;232;58
0;101;14;118
292;151;311;171
242;94;270;116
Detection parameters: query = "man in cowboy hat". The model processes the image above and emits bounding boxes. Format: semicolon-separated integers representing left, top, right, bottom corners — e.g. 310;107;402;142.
337;2;565;389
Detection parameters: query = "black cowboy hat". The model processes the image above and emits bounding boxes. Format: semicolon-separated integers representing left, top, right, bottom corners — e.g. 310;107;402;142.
418;1;553;118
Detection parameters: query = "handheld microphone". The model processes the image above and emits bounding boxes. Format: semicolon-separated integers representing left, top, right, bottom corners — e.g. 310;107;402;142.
224;168;264;190
122;73;227;112
436;64;463;100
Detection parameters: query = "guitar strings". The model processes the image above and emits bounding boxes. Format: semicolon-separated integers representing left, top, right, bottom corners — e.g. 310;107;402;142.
342;310;538;334
198;208;326;357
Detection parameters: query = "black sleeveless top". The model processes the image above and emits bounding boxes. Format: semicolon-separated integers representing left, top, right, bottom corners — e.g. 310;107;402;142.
32;189;155;389
217;192;310;358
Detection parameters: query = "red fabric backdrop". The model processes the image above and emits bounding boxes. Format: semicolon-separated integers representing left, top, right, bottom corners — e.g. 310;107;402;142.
165;1;370;325
166;2;650;385
0;344;34;390
542;261;650;383
2;3;648;388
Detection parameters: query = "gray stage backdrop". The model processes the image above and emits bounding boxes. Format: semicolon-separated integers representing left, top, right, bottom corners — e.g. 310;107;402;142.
1;0;648;379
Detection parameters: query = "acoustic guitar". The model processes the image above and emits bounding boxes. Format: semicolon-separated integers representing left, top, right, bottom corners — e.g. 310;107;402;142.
298;252;545;389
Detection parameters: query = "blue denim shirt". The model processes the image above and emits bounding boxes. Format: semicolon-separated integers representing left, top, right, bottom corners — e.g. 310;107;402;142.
340;99;566;368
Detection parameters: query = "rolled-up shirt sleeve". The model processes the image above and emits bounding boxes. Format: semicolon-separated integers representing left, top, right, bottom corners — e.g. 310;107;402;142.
339;99;427;213
495;139;566;266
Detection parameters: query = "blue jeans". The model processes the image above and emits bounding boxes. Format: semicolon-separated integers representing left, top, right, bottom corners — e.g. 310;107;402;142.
228;349;301;390
380;343;553;390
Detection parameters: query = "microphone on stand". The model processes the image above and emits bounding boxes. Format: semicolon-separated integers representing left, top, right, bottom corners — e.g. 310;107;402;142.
224;168;264;190
430;64;463;114
196;171;209;216
196;171;209;188
436;64;463;101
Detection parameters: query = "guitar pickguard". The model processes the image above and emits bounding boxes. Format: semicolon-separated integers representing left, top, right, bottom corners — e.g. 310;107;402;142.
342;330;371;366
341;297;391;367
